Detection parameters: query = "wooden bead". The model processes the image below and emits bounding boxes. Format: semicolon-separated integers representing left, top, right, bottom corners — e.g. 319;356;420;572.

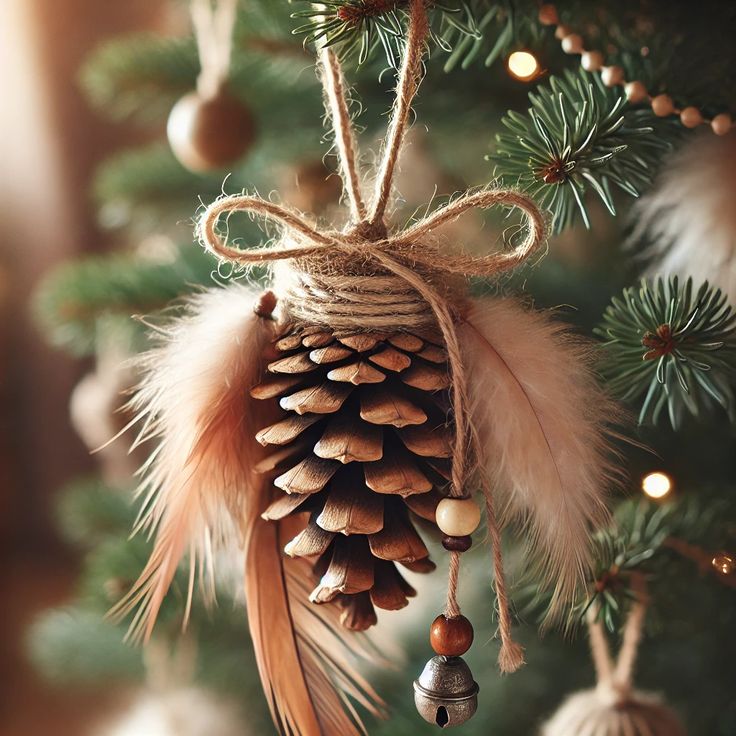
561;34;584;54
711;113;733;136
651;94;674;117
601;65;624;87
538;3;558;25
554;24;571;40
167;89;256;172
680;106;703;129
430;614;474;656
442;535;473;553
254;291;278;318
436;498;481;537
581;50;604;72
625;81;648;104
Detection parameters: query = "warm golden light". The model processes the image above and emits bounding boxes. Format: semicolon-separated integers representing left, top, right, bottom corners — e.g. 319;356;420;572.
507;51;540;81
712;552;735;576
641;471;672;499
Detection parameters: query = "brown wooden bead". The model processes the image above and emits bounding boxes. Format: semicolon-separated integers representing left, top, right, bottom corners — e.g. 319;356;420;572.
254;290;277;318
167;89;256;172
442;534;472;552
430;614;474;656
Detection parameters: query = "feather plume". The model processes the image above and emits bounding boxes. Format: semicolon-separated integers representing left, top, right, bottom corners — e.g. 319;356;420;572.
111;285;277;641
244;508;386;736
458;298;619;613
630;131;736;300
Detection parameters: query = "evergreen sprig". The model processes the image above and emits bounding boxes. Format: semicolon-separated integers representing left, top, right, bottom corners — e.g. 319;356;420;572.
292;0;519;69
584;497;723;632
33;244;216;357
596;277;736;429
491;69;672;233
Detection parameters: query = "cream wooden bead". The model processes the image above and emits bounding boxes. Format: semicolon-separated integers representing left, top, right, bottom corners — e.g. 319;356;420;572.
651;93;674;117
581;50;604;72
601;65;624;87
538;3;559;25
561;33;584;54
711;113;733;136
680;106;703;128
625;81;648;104
436;498;481;537
554;24;571;40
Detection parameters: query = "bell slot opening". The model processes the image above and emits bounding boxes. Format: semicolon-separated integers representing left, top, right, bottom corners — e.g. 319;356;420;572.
435;706;449;728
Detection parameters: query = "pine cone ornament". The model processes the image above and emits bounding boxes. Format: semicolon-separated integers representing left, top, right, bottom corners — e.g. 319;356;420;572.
117;4;620;733
251;323;451;630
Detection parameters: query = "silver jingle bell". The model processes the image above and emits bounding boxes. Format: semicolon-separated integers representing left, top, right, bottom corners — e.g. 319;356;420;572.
413;655;479;728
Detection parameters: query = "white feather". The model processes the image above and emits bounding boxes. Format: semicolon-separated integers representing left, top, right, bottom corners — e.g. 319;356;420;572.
458;298;619;613
630;131;736;299
110;284;277;641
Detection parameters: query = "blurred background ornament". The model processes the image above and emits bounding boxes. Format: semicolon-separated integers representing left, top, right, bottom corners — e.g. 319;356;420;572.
542;577;686;736
631;132;736;300
167;0;256;172
98;687;244;736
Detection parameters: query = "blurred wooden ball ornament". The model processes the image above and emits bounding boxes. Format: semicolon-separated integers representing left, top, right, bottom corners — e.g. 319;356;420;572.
168;0;254;173
167;89;256;173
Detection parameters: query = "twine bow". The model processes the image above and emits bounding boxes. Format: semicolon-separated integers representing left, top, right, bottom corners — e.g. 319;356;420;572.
198;0;546;673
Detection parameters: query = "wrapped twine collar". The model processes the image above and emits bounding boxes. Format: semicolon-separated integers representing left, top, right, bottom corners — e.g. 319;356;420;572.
197;0;546;673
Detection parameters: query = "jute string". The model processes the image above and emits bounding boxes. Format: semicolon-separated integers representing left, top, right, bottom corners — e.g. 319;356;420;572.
197;0;545;673
586;574;649;702
191;0;237;99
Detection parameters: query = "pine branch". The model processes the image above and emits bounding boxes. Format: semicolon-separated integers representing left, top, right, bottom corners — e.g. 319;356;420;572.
33;244;216;357
56;477;134;549
292;0;531;70
27;608;144;684
595;277;736;429
491;69;675;233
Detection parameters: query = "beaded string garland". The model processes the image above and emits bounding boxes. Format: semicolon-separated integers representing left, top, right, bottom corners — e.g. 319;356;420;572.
538;3;733;135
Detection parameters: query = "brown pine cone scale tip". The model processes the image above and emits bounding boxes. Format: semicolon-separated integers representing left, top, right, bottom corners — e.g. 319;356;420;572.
251;324;454;631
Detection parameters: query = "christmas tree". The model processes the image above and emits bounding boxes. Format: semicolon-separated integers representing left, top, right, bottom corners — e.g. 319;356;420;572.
29;2;736;735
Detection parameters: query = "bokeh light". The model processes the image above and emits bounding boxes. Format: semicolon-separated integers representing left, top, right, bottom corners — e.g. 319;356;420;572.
641;471;673;499
507;50;540;81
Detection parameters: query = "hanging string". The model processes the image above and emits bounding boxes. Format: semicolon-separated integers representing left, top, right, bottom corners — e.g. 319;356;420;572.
191;0;238;99
586;574;649;701
369;0;429;226
197;0;545;674
319;48;367;223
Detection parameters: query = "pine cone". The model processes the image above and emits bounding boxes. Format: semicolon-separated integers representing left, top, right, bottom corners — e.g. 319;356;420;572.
251;324;452;630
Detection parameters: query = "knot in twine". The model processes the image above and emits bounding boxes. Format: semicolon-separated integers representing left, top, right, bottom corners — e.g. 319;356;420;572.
197;0;547;674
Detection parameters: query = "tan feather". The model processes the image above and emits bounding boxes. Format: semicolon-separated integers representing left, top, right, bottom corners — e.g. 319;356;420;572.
110;285;277;641
458;298;620;614
245;504;386;736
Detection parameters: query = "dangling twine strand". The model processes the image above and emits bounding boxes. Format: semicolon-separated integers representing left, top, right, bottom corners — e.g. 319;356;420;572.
197;0;544;673
586;573;649;702
191;0;238;99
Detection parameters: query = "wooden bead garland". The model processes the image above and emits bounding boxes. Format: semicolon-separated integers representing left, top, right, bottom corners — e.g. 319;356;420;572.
538;3;733;136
